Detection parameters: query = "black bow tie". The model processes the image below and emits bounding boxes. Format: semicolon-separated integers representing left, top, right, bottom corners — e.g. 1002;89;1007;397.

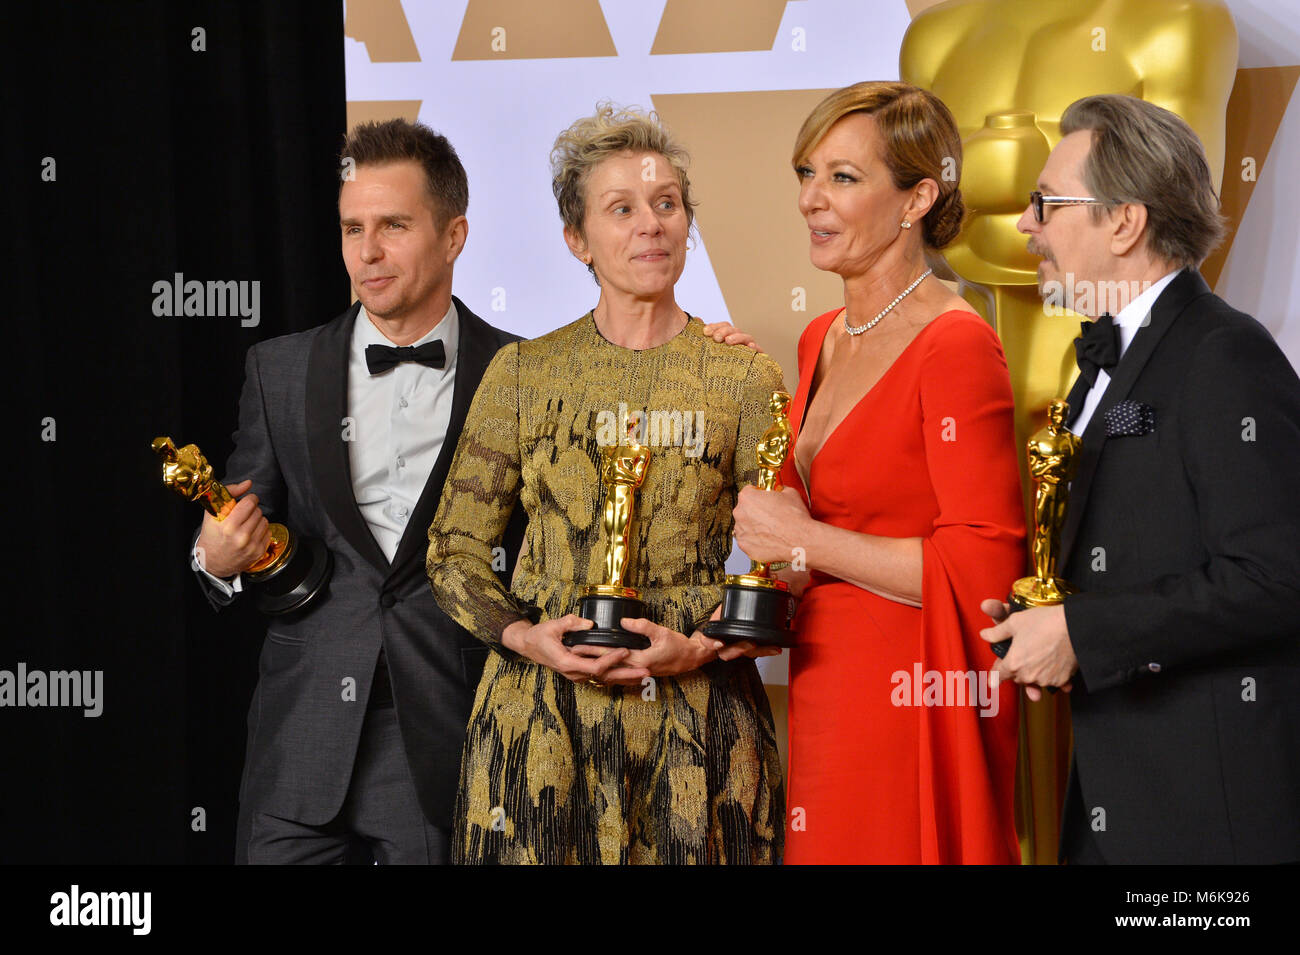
1074;313;1118;388
365;340;446;376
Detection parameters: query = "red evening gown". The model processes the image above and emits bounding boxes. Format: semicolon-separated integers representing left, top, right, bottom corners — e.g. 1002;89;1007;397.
782;308;1026;864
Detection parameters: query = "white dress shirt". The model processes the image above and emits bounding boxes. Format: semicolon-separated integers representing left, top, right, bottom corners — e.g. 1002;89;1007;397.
198;300;459;592
1069;270;1180;436
348;301;458;562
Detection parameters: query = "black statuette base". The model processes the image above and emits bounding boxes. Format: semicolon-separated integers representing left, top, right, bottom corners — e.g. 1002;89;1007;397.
254;534;333;616
563;593;650;649
701;582;796;648
988;594;1031;658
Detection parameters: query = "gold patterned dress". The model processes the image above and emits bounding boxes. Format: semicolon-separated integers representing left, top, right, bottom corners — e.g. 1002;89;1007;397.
427;313;786;864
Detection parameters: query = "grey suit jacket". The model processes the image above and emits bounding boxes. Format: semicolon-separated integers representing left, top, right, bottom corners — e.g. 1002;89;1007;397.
194;297;524;828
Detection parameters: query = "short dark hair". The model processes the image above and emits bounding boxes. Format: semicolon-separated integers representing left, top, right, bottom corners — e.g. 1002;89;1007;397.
1061;95;1226;269
339;119;468;227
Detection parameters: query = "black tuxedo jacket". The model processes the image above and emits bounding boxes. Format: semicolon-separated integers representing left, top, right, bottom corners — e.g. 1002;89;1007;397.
1059;268;1300;863
194;296;524;829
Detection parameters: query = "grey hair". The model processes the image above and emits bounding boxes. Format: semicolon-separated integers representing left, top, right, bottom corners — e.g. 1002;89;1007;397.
550;103;697;280
1061;94;1227;268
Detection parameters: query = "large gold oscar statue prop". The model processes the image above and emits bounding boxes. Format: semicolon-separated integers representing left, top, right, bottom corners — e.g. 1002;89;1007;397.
704;391;797;647
900;0;1237;864
902;0;1236;467
152;436;333;614
563;417;653;649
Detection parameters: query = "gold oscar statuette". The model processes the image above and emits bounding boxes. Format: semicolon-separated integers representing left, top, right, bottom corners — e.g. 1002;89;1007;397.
152;436;332;614
563;415;653;649
991;398;1082;659
702;390;797;647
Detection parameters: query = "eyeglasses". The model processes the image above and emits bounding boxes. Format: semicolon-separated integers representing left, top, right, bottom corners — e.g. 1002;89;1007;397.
1029;190;1106;223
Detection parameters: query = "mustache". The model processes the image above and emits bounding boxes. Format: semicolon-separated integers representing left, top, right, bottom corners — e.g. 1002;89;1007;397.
1026;238;1055;264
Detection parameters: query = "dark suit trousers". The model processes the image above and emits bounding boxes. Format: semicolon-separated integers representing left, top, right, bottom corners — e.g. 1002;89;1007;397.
235;702;450;865
1060;768;1107;865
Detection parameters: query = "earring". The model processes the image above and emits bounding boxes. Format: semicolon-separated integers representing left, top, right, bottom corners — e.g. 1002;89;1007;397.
900;220;912;230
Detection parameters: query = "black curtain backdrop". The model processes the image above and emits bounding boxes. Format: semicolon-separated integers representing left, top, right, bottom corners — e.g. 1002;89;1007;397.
2;2;347;863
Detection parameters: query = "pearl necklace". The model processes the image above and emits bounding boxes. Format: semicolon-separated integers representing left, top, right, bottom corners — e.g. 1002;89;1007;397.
843;268;932;336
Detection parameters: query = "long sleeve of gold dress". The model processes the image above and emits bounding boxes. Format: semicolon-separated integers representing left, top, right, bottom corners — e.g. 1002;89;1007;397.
427;313;786;864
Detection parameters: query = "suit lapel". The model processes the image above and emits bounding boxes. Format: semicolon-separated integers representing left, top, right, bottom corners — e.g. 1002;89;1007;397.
306;302;390;576
1062;365;1091;432
386;297;503;582
1060;268;1211;562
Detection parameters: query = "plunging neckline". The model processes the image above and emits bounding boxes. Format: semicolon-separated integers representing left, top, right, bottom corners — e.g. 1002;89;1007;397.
792;310;969;498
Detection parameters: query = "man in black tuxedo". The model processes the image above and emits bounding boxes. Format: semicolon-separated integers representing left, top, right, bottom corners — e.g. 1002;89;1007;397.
192;120;526;863
980;94;1300;864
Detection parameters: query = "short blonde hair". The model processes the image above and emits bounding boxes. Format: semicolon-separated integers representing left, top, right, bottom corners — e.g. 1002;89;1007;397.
550;103;697;245
793;81;965;249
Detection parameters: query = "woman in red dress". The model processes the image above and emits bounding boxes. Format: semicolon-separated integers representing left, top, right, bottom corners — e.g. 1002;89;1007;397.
731;82;1026;863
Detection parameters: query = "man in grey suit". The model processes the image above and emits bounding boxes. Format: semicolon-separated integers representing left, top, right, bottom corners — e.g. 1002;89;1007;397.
193;120;523;864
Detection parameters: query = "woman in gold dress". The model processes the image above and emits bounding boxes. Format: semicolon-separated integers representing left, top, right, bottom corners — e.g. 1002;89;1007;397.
426;105;785;864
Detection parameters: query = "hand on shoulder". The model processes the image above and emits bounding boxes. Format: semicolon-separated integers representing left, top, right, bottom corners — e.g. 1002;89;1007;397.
700;319;764;352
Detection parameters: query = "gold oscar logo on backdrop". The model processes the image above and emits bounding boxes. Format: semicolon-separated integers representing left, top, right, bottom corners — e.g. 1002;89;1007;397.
344;0;420;62
453;0;616;60
651;1;792;54
1201;65;1300;286
652;91;846;382
343;0;422;129
345;100;422;132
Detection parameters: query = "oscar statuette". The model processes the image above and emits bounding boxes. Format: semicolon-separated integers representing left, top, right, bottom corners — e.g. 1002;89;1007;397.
990;399;1082;662
152;436;332;614
702;391;797;648
563;416;652;649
